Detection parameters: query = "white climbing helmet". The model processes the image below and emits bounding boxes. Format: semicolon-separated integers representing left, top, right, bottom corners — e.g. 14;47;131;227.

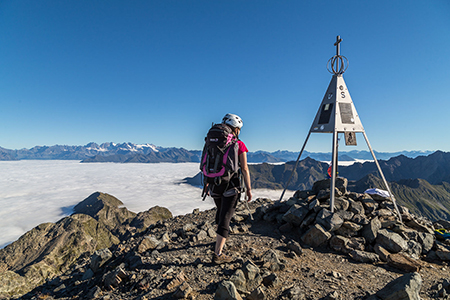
222;113;243;129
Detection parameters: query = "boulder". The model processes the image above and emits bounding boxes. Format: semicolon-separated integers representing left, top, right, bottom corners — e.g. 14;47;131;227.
282;204;309;226
333;197;350;211
242;260;263;292
137;236;161;253
247;286;266;300
287;240;303;256
416;232;435;254
301;224;332;247
360;195;379;214
376;229;407;253
215;280;243;300
262;250;285;272
230;269;247;293
174;281;193;299
128;206;173;233
349;250;380;263
263;273;280;287
316;209;343;232
374;244;390;262
387;253;421;273
329;235;351;254
375;272;422;300
90;248;113;273
362;217;382;244
350;200;365;215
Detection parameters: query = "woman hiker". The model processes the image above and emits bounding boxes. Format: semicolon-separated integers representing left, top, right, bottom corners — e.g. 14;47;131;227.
210;113;252;264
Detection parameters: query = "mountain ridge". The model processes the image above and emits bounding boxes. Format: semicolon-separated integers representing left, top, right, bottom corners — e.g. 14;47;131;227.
0;142;435;163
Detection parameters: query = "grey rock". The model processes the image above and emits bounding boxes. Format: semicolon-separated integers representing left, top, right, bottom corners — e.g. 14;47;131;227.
348;237;366;251
360;195;379;214
375;272;422;300
374;244;390;262
405;219;434;234
316;209;344;232
90;248;113;273
282;204;309;226
137;235;161;253
53;283;66;293
103;267;128;289
230;269;247;293
351;213;370;225
87;286;102;299
183;223;196;233
349;250;380;263
308;198;321;212
263;273;280;287
262;250;285;271
243;260;263;292
376;209;394;217
407;240;422;260
324;291;340;300
317;189;331;201
247;286;266;300
208;227;216;238
196;230;208;242
435;220;450;228
287;240;303;256
215;280;243;300
379;216;398;228
350;200;365;216
282;286;305;299
174;281;193;299
333;197;350;211
362;217;382;244
436;249;450;261
300;213;316;228
329;235;351;254
294;190;313;200
417;232;434;254
82;268;94;281
376;229;408;253
301;224;332;247
342;221;363;232
336;210;354;221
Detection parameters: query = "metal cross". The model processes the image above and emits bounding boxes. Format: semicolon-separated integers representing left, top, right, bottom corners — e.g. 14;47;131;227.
334;35;342;56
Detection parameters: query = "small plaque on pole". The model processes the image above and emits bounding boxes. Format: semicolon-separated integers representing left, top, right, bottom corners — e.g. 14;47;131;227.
345;132;357;146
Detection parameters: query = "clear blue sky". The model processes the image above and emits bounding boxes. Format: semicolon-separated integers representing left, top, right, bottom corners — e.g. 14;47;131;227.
1;1;449;152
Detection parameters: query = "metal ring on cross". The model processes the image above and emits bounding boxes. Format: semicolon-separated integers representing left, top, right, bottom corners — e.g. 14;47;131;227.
327;55;349;75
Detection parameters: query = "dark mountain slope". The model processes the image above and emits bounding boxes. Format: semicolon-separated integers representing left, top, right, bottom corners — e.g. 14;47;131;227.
348;174;450;221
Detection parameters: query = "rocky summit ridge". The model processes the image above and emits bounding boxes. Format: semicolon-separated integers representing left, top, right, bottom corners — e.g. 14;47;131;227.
2;180;450;299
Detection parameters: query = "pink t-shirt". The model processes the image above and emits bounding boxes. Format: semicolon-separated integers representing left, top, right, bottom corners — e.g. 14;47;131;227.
238;140;248;156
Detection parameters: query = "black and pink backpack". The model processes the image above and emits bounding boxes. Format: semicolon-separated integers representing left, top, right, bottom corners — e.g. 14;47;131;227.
200;123;239;186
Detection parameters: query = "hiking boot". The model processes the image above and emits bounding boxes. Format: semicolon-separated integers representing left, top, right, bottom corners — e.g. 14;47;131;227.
213;253;233;264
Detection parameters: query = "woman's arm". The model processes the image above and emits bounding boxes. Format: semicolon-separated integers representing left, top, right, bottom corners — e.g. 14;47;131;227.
239;151;252;201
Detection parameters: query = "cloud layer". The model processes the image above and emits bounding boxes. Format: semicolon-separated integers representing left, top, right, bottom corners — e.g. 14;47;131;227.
0;160;285;248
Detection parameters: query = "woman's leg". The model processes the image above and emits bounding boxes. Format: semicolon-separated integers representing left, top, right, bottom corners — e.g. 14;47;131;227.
215;192;239;254
215;234;227;255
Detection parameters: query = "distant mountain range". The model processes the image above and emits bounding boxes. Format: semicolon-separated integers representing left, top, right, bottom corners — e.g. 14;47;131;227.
0;142;434;163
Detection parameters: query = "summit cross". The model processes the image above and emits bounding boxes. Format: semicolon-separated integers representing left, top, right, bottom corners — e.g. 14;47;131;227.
334;35;342;56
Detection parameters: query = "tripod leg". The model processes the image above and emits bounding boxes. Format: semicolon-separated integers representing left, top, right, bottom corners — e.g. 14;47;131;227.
279;132;311;201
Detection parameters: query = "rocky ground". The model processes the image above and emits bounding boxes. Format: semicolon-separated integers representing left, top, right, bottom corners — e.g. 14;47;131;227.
3;178;450;299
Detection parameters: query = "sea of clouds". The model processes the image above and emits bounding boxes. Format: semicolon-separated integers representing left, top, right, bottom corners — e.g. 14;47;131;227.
0;160;287;248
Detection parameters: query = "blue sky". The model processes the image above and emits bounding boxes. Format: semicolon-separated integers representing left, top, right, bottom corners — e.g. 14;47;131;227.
1;1;449;152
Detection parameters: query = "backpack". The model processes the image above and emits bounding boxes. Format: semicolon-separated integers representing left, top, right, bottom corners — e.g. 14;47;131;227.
200;123;240;187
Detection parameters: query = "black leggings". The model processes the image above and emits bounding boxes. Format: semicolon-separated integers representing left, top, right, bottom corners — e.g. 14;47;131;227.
211;182;240;239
